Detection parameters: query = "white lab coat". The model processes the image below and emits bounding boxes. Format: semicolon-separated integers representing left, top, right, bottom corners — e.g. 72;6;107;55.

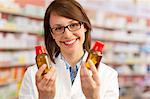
19;52;119;99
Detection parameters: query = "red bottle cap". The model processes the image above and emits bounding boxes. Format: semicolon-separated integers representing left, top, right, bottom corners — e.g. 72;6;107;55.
35;45;47;55
92;41;104;52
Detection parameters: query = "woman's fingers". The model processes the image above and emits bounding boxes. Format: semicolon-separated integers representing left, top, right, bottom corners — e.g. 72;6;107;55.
88;60;100;85
80;62;95;85
36;65;56;94
35;64;56;85
36;64;47;81
80;61;100;98
44;66;56;86
46;72;56;88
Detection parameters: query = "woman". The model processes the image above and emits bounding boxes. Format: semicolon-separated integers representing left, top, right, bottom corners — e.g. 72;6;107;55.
19;0;119;99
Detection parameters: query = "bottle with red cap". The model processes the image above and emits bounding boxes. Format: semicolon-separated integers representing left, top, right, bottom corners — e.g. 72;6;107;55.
35;45;51;75
86;41;104;69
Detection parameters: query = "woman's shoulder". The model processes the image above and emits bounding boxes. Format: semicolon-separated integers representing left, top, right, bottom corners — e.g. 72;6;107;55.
25;64;38;75
99;62;118;76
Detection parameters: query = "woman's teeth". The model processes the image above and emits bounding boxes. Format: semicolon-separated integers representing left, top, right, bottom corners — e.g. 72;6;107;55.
64;39;76;45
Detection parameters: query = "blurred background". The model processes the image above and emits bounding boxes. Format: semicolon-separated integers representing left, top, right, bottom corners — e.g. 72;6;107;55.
0;0;150;99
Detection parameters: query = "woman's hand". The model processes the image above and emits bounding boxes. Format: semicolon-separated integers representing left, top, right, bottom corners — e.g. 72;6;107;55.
36;64;56;99
80;60;100;99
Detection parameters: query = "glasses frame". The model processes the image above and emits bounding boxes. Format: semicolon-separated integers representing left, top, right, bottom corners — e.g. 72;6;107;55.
50;22;83;35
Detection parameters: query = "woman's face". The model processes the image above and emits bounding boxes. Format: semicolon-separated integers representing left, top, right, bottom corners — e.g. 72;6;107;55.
49;13;87;54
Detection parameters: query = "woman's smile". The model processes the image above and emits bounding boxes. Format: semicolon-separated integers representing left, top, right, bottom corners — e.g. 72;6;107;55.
60;38;79;47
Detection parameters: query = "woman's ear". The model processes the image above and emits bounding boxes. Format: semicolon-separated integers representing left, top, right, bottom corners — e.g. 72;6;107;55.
84;27;87;33
83;24;87;33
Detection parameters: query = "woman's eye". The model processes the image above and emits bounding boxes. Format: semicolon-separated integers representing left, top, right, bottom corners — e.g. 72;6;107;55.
55;27;63;31
70;23;79;28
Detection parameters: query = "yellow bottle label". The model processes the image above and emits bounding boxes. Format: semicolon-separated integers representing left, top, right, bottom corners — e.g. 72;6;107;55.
36;54;51;75
86;51;102;69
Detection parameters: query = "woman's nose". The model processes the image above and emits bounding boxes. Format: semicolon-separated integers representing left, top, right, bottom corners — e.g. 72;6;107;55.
63;28;73;37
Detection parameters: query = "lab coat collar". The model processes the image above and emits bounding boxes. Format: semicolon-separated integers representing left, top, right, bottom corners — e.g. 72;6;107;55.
53;51;88;98
55;51;88;63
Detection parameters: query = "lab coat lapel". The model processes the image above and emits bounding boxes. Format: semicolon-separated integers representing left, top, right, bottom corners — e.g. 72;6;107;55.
71;65;83;96
70;52;88;99
54;52;88;99
71;51;88;93
54;54;72;98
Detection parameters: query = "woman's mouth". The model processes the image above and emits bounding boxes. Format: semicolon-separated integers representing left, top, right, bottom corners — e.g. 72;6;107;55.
62;38;78;46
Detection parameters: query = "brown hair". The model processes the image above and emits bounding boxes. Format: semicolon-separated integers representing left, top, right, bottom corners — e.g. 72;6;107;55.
44;0;92;63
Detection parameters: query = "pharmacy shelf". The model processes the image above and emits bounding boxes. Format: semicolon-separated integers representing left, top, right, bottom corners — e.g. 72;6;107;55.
0;1;44;99
0;8;43;20
0;80;18;99
104;61;145;66
0;47;34;51
119;74;147;77
92;24;150;33
92;38;145;44
8;96;17;99
92;24;120;31
0;80;16;87
105;50;139;54
85;1;150;99
0;63;35;68
0;27;41;34
0;28;23;33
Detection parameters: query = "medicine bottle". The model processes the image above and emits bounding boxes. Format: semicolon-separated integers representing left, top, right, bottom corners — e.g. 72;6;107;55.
86;41;104;69
35;45;51;75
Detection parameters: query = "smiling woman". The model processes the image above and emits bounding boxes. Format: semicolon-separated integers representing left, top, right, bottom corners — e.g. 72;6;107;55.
49;13;87;61
44;0;92;63
19;0;119;99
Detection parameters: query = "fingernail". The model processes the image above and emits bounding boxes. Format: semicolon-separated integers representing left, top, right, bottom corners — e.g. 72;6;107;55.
88;59;93;65
82;64;87;72
42;64;47;68
81;60;85;65
51;73;56;80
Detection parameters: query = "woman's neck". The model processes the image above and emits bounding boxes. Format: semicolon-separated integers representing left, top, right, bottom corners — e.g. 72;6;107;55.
61;50;84;67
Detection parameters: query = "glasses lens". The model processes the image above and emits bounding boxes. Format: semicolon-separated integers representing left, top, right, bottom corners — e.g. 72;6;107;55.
52;26;64;34
51;22;82;35
68;23;81;31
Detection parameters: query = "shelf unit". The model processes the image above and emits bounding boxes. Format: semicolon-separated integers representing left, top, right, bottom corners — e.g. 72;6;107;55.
0;1;45;99
0;27;43;35
0;7;43;20
0;47;34;51
0;80;17;87
92;24;150;33
0;63;35;69
0;10;43;64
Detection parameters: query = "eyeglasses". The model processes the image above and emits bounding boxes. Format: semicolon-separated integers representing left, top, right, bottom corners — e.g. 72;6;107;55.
50;22;83;35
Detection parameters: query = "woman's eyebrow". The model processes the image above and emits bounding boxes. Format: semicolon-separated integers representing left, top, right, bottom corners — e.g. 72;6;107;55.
68;20;78;23
52;20;78;27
